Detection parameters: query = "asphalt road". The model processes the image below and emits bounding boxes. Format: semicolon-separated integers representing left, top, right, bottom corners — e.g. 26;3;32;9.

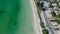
40;11;55;34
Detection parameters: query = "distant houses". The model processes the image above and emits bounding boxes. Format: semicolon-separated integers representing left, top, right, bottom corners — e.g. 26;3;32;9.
39;0;60;34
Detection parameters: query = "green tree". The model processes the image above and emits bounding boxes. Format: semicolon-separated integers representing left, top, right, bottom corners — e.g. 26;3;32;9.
42;29;49;34
51;11;56;17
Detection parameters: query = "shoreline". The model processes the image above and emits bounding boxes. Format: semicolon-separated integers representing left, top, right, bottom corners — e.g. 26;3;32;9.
29;0;43;34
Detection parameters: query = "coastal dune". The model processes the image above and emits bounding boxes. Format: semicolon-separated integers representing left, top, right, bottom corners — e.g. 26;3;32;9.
29;0;43;34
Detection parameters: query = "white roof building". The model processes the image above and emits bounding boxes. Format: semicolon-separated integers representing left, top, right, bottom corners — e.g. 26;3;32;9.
51;21;58;26
52;3;57;7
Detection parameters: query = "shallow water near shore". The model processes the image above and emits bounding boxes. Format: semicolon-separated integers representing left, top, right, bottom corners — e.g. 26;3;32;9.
0;0;35;34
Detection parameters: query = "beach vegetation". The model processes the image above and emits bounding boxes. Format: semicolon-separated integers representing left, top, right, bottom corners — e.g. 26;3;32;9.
40;22;45;29
37;3;41;9
42;29;49;34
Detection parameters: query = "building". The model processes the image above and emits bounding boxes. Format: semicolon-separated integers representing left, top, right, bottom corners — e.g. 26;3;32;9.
50;21;58;26
52;3;57;7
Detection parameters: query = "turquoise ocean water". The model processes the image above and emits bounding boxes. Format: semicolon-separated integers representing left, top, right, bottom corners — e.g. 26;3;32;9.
0;0;35;34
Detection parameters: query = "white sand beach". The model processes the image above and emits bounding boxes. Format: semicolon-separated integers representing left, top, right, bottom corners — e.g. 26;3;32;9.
29;0;43;34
